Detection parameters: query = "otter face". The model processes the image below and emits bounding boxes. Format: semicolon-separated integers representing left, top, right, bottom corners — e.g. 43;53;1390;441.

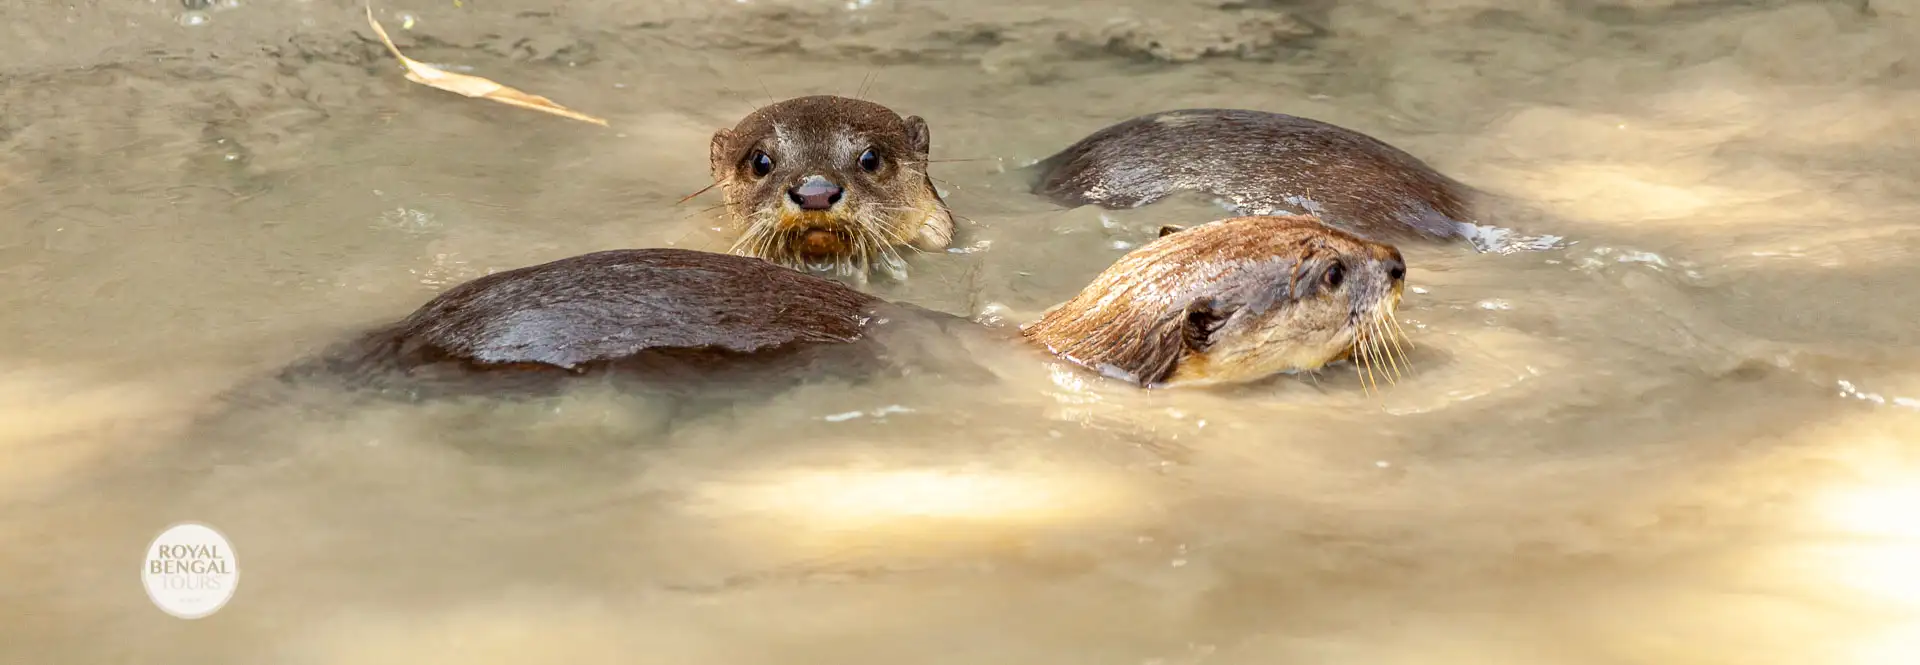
1020;215;1410;390
709;95;955;282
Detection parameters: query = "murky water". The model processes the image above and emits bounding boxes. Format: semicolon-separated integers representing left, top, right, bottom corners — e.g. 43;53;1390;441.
5;0;1920;662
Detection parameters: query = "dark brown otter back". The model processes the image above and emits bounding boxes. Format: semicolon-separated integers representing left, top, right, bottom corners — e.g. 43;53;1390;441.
385;248;881;368
1030;109;1476;244
246;248;900;404
173;249;981;466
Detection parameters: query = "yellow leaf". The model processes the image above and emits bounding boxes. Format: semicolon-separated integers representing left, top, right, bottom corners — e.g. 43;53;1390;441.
364;4;610;127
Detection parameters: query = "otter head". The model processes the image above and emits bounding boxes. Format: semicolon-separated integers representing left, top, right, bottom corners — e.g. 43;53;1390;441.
709;95;955;281
1020;215;1410;390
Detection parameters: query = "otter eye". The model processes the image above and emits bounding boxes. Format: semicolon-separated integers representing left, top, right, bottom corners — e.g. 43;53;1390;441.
857;148;881;173
1324;262;1346;290
748;151;774;178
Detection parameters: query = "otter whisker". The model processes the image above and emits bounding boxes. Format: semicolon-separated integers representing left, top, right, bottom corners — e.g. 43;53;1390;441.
846;204;917;281
675;182;718;205
1348;325;1377;396
1360;323;1387;390
1368;313;1412;383
1387;310;1417;355
756;77;777;107
1381;312;1414;374
678;202;729;223
1362;317;1400;390
754;228;780;266
725;225;757;255
1353;346;1375;397
871;204;934;240
769;228;796;269
737;210;791;269
1359;320;1385;385
875;244;910;282
843;209;878;273
869;202;952;255
1370;317;1405;384
1381;319;1406;384
872;239;908;281
728;209;774;257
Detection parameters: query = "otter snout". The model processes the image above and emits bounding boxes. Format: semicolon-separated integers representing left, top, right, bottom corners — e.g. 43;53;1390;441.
787;175;844;210
1382;247;1407;283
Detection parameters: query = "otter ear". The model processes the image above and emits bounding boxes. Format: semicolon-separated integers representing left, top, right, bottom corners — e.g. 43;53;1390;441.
903;115;932;156
1157;224;1188;238
1181;298;1233;352
708;128;735;181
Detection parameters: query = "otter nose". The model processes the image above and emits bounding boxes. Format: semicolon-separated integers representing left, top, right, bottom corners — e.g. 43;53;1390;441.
1384;256;1407;282
787;176;844;210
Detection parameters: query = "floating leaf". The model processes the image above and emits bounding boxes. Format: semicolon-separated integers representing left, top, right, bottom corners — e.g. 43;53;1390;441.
364;4;610;127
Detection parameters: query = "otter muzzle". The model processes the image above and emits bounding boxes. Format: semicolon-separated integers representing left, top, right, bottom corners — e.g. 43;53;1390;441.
787;175;844;210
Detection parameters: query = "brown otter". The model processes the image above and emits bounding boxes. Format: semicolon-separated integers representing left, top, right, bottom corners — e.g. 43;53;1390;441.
707;95;955;283
1030;109;1480;246
1022;216;1409;388
282;214;1408;396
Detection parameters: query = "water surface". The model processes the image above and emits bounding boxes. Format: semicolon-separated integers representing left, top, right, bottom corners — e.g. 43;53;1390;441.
4;0;1920;663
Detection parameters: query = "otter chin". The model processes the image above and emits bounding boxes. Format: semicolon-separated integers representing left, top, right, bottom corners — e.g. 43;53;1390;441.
268;215;1408;400
1021;215;1410;389
709;95;955;282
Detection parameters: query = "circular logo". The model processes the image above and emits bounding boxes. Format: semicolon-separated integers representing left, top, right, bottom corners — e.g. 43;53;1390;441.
140;522;239;619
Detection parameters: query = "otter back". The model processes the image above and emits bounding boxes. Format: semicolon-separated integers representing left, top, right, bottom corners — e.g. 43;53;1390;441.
382;248;882;368
1030;109;1476;245
243;248;893;404
170;250;968;463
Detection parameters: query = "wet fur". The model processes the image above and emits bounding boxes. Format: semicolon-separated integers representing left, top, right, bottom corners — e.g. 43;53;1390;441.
215;217;1397;422
179;250;971;464
234;249;899;405
709;95;954;279
1031;109;1476;245
1020;215;1406;388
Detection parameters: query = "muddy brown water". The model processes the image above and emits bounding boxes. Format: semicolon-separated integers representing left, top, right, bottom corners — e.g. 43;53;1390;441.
4;0;1920;663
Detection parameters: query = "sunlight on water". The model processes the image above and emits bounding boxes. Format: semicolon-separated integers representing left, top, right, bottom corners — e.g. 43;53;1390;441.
1812;476;1920;609
694;464;1137;532
1819;480;1920;541
1850;620;1920;665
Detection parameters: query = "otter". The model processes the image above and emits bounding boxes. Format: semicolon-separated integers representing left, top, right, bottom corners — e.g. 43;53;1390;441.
707;95;955;283
278;214;1409;399
1030;109;1480;246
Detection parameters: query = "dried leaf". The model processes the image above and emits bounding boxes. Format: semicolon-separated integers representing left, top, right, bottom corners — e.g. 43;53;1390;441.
364;4;610;127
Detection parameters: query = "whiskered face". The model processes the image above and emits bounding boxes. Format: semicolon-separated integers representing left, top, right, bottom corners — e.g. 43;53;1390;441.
1020;215;1410;390
709;95;954;282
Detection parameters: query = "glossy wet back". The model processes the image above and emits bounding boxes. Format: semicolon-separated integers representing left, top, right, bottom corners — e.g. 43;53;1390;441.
387;248;883;368
1030;109;1476;243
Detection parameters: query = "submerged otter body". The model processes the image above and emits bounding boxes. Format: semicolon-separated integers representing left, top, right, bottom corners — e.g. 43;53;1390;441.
263;248;952;403
1031;109;1478;245
178;250;962;466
